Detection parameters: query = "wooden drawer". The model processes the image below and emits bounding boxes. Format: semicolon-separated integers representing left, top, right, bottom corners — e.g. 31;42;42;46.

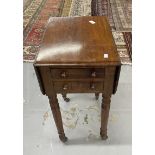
53;81;104;93
50;68;105;79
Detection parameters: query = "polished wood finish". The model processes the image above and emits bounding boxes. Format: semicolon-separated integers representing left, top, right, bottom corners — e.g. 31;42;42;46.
35;16;120;66
50;68;105;79
53;81;104;93
48;96;68;142
34;16;121;142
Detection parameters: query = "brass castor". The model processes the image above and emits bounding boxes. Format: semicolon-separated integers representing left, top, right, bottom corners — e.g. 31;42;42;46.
100;130;108;140
101;135;108;140
64;97;70;102
62;94;70;102
59;135;68;142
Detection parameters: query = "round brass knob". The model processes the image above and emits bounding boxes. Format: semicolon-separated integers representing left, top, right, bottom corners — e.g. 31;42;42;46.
91;71;96;77
63;85;68;90
61;72;66;78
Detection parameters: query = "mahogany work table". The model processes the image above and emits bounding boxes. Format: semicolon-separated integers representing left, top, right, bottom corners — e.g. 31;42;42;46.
34;16;121;142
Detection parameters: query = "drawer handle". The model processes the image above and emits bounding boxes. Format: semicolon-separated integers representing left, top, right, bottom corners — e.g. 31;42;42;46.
61;72;66;78
63;85;68;90
90;83;95;89
91;71;96;77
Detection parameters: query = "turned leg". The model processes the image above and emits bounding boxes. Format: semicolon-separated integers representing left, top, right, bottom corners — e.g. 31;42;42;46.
62;93;70;102
95;93;99;100
48;95;68;142
100;94;111;140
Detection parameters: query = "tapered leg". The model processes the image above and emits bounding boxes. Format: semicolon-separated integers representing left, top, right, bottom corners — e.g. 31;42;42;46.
100;94;111;140
62;93;70;102
95;93;99;100
48;96;68;142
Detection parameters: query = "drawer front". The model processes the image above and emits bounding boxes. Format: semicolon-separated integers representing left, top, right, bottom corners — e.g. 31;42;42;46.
50;68;105;79
53;81;104;93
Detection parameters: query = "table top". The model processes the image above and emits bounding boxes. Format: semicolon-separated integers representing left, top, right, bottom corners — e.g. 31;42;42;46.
35;16;121;66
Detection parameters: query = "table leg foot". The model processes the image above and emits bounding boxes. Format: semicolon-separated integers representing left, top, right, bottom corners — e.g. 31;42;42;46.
59;134;68;142
95;93;99;100
64;97;70;102
101;135;108;140
100;129;108;140
62;93;70;102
